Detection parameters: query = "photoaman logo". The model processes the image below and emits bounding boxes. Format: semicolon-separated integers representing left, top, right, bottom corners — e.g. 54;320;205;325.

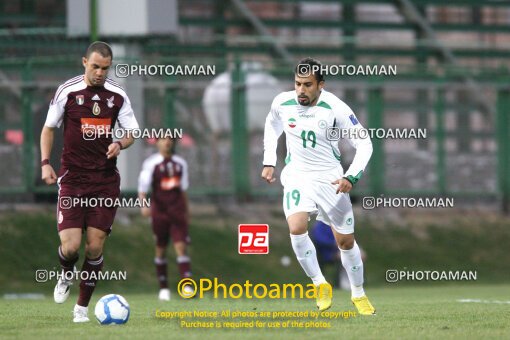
177;278;332;300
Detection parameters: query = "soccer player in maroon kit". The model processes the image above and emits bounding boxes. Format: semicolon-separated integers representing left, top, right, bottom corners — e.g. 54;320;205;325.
40;41;139;322
138;137;192;300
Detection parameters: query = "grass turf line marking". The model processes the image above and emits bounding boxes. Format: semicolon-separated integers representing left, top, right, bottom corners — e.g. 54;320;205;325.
457;299;510;304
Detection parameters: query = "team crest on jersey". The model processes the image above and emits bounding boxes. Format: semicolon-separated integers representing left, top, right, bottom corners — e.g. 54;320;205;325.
76;95;84;105
288;118;297;128
107;96;114;108
92;102;101;115
318;120;327;129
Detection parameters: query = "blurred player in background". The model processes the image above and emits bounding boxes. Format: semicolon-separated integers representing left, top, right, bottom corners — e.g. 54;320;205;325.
261;57;376;315
40;41;139;322
138;137;193;300
312;220;367;290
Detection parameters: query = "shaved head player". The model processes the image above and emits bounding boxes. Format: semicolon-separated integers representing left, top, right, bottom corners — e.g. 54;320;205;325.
40;41;139;322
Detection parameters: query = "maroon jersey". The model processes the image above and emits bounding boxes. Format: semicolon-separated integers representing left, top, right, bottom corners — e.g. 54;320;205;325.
138;153;189;218
44;75;139;172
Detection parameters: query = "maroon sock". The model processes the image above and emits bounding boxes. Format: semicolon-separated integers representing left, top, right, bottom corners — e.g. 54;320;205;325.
58;246;78;275
177;255;192;279
155;257;168;289
77;255;103;307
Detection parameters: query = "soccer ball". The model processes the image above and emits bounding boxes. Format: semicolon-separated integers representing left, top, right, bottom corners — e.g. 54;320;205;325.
94;294;130;325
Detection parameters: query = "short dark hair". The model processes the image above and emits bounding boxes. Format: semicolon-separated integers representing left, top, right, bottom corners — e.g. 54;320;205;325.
295;57;324;83
158;136;178;153
85;41;113;59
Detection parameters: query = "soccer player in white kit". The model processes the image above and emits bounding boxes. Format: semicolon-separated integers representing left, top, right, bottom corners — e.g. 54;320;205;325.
261;58;376;315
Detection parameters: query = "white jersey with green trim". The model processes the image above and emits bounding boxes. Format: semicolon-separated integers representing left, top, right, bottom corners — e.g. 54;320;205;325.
263;89;373;179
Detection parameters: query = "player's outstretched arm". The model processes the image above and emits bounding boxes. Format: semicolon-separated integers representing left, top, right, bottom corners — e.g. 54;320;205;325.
138;158;154;217
106;134;135;159
262;97;283;173
261;166;276;184
138;191;151;217
182;191;190;222
332;104;373;194
331;178;353;194
40;126;57;185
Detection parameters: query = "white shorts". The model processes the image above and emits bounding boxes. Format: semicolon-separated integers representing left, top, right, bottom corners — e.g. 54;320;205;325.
280;166;355;234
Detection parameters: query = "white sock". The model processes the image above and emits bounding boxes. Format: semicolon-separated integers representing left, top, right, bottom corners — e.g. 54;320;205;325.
339;241;365;298
290;232;326;285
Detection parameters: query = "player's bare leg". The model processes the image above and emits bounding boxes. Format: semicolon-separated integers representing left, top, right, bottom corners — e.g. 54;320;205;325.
174;241;193;297
155;246;170;301
332;230;375;315
287;212;332;311
174;241;192;278
55;228;82;304
73;227;106;322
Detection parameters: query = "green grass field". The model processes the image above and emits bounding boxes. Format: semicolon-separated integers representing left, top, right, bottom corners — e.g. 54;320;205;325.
1;284;509;339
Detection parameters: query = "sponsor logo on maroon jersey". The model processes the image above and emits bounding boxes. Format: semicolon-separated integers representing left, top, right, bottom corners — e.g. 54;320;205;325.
81;117;112;138
160;176;181;190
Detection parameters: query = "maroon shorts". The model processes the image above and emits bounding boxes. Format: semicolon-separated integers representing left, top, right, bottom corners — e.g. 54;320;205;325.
151;214;189;247
56;168;120;235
